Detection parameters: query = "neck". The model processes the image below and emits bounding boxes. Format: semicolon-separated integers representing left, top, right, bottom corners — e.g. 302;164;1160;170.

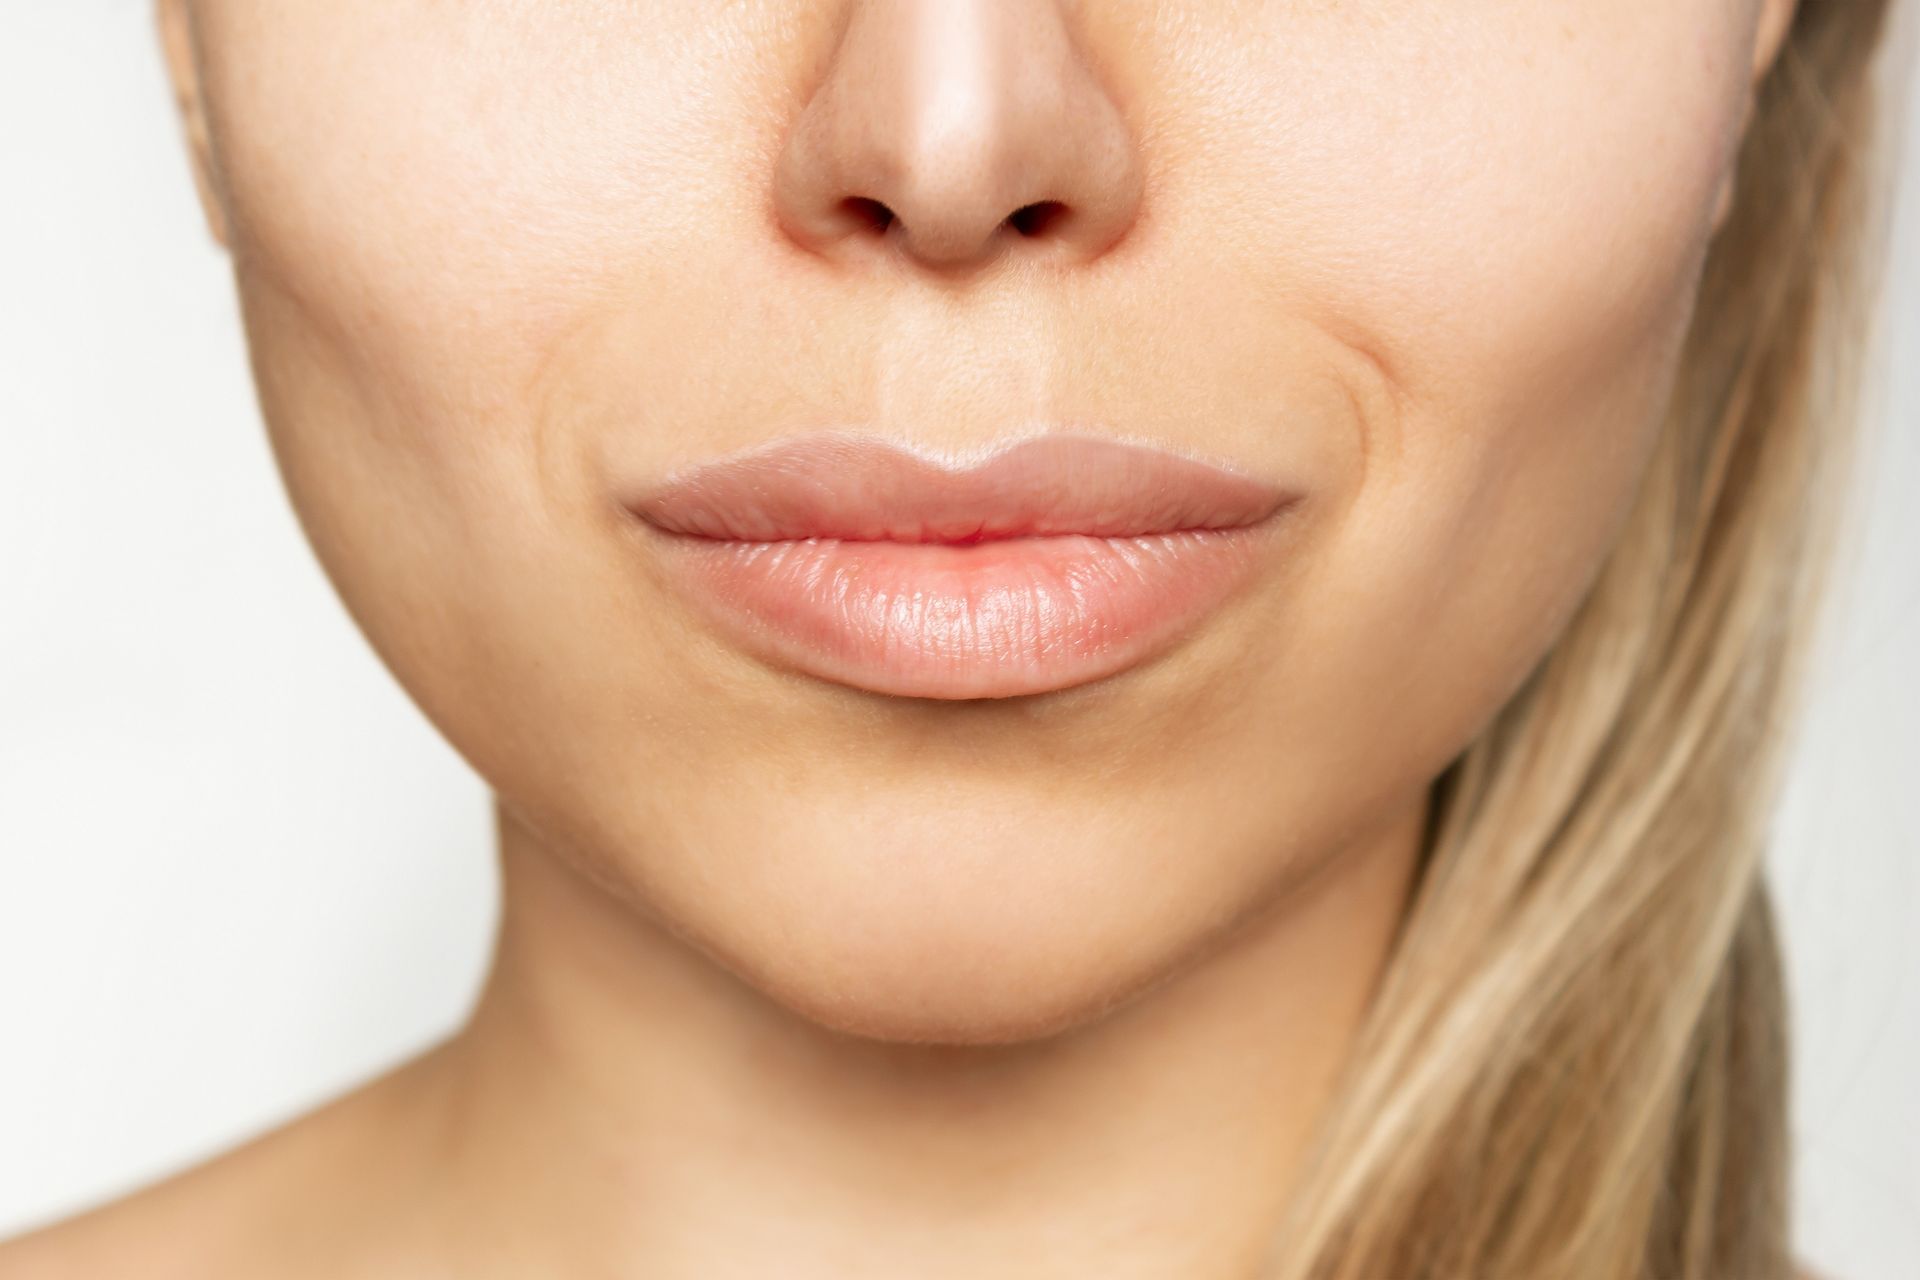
408;794;1423;1279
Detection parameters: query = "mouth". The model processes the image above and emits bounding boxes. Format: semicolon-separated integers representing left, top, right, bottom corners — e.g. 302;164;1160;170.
620;431;1302;700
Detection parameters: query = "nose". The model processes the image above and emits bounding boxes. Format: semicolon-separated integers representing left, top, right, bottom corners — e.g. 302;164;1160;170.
771;0;1146;276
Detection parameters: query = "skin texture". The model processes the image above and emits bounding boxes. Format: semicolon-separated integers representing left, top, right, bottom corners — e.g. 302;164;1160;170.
1;1;1798;1276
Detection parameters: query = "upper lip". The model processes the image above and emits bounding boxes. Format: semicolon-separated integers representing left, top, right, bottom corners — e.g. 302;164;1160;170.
624;431;1299;544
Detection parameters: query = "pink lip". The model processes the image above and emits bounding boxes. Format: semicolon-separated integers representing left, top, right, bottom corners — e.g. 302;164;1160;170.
622;432;1301;700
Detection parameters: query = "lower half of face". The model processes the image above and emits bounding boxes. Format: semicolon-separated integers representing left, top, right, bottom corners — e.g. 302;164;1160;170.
189;0;1758;1042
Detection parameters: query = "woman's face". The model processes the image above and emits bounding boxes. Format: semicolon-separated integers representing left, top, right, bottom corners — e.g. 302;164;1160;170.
163;0;1785;1042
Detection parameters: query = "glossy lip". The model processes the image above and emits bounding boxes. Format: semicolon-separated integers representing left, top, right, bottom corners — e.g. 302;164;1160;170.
622;431;1302;700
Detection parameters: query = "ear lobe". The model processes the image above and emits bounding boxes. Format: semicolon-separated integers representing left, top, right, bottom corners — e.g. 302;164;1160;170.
1713;1;1797;241
1751;0;1800;83
155;0;231;250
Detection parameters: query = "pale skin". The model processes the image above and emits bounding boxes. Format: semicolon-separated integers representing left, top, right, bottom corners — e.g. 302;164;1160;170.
2;1;1803;1276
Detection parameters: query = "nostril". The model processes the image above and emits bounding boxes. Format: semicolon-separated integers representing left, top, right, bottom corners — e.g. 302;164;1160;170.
839;196;894;234
830;196;1071;256
1008;200;1068;237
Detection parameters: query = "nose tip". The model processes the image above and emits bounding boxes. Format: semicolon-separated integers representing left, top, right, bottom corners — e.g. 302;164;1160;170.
771;0;1146;276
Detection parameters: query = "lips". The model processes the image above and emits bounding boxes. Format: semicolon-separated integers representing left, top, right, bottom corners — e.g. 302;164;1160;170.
622;432;1300;700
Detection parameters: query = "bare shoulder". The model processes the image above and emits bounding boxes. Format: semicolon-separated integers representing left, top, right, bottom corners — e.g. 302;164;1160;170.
0;1122;315;1280
0;1160;242;1280
0;1046;454;1280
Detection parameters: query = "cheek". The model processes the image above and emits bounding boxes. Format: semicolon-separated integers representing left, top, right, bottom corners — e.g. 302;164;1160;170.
1201;1;1748;422
196;1;785;709
200;1;760;494
1191;1;1750;763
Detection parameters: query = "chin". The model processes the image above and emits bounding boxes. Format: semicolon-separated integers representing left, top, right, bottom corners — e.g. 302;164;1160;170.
725;929;1185;1048
674;830;1230;1048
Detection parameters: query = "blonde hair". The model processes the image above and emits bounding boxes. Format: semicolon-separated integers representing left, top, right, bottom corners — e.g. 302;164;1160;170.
1262;3;1903;1277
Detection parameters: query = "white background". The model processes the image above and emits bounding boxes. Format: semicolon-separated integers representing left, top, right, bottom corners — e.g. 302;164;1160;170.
2;5;1914;1276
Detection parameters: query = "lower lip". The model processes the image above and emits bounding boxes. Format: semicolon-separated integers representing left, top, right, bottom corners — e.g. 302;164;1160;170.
646;523;1283;699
